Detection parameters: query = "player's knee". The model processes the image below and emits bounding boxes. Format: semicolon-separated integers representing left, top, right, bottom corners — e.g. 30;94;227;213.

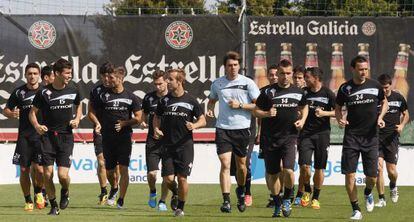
58;171;69;181
20;166;30;174
147;171;157;179
177;175;187;183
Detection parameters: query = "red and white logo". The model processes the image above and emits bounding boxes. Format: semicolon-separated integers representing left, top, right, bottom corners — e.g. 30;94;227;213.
165;21;193;50
361;21;376;36
28;20;57;49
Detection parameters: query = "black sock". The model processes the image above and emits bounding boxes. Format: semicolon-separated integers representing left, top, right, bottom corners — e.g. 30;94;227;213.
42;188;47;196
159;200;166;204
283;187;292;200
111;187;119;193
61;188;69;196
101;186;107;194
351;200;361;211
171;181;178;196
237;185;246;194
34;186;42;194
177;200;185;210
272;194;282;207
222;193;230;202
24;195;33;203
304;183;312;193
312;188;321;200
379;194;385;200
290;186;295;199
389;181;396;190
150;189;156;194
50;198;58;208
245;171;252;195
296;191;303;198
117;197;124;206
364;187;372;196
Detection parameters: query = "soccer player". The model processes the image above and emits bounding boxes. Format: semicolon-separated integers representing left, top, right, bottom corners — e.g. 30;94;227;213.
293;65;306;89
254;59;308;218
40;65;55;85
335;56;388;220
153;68;206;217
87;62;120;205
96;67;142;209
207;51;260;213
4;63;46;211
255;64;278;208
375;74;409;207
296;67;335;209
29;58;82;215
141;70;178;211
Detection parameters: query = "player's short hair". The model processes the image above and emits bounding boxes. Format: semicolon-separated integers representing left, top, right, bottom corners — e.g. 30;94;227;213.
113;66;126;77
53;58;72;74
305;67;324;81
378;74;392;85
167;68;186;84
293;65;305;75
152;70;167;80
350;55;368;68
268;64;278;73
99;62;114;75
223;51;241;66
41;65;53;80
25;63;40;74
277;59;292;69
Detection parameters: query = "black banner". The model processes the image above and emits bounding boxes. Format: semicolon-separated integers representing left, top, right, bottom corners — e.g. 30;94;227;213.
0;15;413;143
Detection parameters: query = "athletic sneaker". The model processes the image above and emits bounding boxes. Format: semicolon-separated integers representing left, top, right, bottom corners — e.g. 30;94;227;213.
311;199;320;209
47;207;60;216
59;190;70;210
293;196;301;206
350;210;362;220
35;193;46;209
174;209;185;217
98;193;108;205
107;189;119;206
301;192;311;207
148;193;157;208
282;199;292;217
24;202;34;211
220;201;231;213
390;187;399;203
245;195;252;207
365;193;374;212
375;198;386;208
170;195;178;211
158;202;168;211
117;198;124;209
272;205;282;217
236;187;246;212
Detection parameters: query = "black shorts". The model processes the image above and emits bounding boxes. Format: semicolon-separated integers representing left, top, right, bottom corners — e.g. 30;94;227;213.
258;134;269;159
216;128;250;157
264;137;297;175
93;131;103;156
230;143;254;176
161;140;194;177
146;137;163;172
341;133;378;177
298;133;330;169
379;134;399;164
41;132;74;167
12;134;42;167
102;132;132;170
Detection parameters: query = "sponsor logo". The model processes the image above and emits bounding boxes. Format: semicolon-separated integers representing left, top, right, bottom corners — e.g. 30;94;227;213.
28;20;57;49
165;21;193;49
361;21;376;36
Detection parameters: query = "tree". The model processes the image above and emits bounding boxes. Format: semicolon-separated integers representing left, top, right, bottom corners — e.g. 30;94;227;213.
217;0;277;16
110;0;207;15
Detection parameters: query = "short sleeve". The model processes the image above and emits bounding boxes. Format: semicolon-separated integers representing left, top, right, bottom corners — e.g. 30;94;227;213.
336;84;347;106
142;94;150;114
256;91;272;111
131;93;141;112
155;97;166;116
399;94;408;112
74;89;81;105
192;97;204;118
377;82;385;102
32;90;44;109
327;88;336;110
209;80;218;100
6;89;19;110
298;89;307;106
247;78;260;101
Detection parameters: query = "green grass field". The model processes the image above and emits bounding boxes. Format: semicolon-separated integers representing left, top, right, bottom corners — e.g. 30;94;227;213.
0;184;412;221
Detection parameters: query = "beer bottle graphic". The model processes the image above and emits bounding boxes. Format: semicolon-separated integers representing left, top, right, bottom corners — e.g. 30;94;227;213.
253;43;269;88
280;43;293;65
329;43;346;93
392;43;410;99
358;43;370;78
305;43;319;68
